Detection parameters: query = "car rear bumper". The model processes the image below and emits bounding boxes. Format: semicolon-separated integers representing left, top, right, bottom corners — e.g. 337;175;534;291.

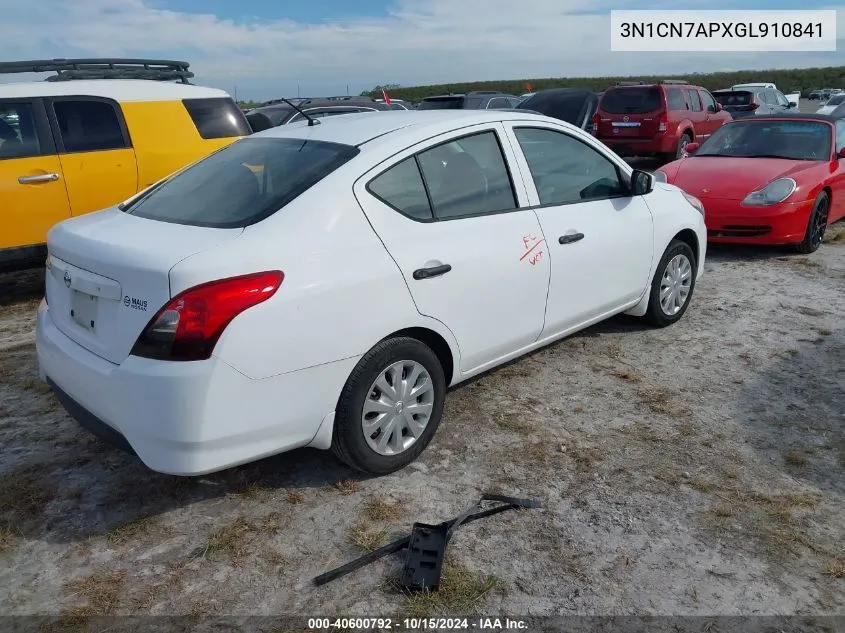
36;300;357;475
702;198;812;244
597;135;676;155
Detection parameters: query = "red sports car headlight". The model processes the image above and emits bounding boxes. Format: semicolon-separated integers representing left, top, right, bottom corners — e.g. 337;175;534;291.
741;178;797;206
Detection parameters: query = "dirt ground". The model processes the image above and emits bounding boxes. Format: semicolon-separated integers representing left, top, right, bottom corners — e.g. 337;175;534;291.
1;222;844;625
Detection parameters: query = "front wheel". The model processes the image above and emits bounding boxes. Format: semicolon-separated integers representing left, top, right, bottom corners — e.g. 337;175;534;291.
794;191;829;254
331;337;446;475
643;239;697;327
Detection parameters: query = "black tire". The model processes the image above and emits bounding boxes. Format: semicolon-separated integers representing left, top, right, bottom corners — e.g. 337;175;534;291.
643;239;697;328
794;191;830;254
331;336;446;475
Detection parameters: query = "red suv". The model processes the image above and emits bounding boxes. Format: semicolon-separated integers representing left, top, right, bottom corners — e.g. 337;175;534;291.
592;80;732;161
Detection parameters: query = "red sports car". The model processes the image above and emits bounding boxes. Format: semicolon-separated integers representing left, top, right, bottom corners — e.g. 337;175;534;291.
654;114;845;253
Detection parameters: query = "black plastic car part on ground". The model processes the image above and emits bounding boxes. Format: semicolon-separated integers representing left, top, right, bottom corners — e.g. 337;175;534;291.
516;88;601;130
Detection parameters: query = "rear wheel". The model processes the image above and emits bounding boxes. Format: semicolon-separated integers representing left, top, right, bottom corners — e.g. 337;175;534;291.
643;239;697;328
662;132;692;163
794;191;829;254
331;337;446;475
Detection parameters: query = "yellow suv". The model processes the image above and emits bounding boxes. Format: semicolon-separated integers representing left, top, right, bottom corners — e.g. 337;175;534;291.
0;59;251;272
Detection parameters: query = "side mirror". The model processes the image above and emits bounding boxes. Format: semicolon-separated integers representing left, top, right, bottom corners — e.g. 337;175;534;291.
838;147;845;159
684;142;700;155
630;169;653;196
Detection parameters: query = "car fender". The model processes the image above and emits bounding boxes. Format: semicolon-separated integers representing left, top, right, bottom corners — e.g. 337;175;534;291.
624;185;707;317
674;119;696;141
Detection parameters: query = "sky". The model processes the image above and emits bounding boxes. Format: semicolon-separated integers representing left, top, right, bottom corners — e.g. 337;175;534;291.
0;0;842;101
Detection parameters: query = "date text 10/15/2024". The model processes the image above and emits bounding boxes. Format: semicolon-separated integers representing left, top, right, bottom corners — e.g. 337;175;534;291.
307;617;529;630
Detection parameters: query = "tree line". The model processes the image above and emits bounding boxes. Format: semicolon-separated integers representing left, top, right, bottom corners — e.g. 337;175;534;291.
360;66;845;102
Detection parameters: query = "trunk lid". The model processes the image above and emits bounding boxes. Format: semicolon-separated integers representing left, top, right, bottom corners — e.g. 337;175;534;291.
46;207;243;364
596;87;663;139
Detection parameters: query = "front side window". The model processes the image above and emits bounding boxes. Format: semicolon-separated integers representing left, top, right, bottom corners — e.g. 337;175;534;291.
122;137;359;228
699;91;717;112
53;99;128;153
0;102;42;160
514;127;627;205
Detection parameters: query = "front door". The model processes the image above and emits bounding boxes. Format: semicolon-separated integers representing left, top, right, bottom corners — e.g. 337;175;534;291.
47;97;138;216
0;98;71;250
353;124;551;373
503;123;655;337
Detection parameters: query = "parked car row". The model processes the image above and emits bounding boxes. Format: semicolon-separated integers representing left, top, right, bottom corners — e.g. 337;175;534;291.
808;88;844;101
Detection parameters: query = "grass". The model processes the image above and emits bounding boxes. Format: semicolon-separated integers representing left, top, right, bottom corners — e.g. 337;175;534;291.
105;514;163;545
783;449;813;467
203;514;283;559
0;521;21;553
286;489;305;504
66;569;127;616
493;410;532;434
706;489;824;557
362;498;405;522
0;464;54;521
349;521;390;551
400;559;503;618
334;479;360;495
824;559;845;578
636;388;673;415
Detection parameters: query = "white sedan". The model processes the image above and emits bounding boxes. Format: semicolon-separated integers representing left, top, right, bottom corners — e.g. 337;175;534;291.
36;110;707;477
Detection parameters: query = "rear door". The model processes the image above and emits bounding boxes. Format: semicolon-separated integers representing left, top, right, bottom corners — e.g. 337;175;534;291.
0;98;71;251
697;89;721;139
595;87;663;140
682;89;706;136
46;97;138;216
353;124;551;373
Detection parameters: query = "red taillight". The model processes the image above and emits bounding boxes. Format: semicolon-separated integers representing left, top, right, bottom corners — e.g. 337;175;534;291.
658;113;669;133
131;271;284;361
592;113;600;134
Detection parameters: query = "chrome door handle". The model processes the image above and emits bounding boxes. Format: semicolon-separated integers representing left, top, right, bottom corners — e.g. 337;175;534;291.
18;173;59;184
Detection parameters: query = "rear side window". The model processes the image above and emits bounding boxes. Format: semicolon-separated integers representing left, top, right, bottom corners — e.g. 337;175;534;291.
599;88;661;114
182;98;251;139
122;137;359;228
665;88;687;111
368;157;433;220
53;99;128;153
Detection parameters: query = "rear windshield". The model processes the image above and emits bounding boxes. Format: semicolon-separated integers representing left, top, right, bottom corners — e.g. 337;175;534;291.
418;97;465;110
519;93;591;125
713;91;753;106
182;98;252;139
599;88;662;114
121;137;359;228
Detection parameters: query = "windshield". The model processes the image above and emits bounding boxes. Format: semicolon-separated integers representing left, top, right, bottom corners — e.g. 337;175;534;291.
696;120;832;161
713;91;753;106
825;94;845;106
418;97;465;110
122;137;360;228
519;92;591;124
599;88;661;114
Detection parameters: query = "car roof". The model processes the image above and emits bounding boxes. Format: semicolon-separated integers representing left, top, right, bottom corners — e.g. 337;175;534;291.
0;79;228;102
249;109;553;147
